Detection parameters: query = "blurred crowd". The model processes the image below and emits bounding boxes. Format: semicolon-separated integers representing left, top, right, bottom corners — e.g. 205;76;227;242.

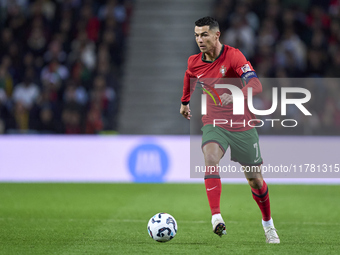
214;0;340;135
1;0;339;135
0;0;133;134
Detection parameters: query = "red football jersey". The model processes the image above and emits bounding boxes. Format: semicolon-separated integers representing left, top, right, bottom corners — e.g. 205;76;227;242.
181;45;262;132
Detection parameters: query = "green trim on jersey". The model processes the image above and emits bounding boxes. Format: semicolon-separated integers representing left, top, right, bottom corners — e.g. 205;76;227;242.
201;45;225;63
201;124;263;166
241;78;246;87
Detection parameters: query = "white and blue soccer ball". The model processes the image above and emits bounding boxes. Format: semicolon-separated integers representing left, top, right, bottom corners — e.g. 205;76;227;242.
147;213;177;242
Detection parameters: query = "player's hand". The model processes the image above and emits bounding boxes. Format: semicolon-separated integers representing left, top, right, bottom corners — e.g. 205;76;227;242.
180;104;191;120
219;93;233;106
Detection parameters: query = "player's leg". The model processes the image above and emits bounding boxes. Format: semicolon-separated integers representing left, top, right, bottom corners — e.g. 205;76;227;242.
227;127;280;243
202;142;226;237
244;168;271;222
244;169;280;243
201;124;229;237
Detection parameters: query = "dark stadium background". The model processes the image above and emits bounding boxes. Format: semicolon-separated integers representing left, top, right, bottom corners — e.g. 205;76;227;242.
0;0;339;135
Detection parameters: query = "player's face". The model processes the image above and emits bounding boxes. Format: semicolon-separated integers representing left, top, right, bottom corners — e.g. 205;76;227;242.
194;26;219;53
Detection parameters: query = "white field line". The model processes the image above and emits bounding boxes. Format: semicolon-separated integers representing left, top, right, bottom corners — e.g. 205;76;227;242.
0;217;339;226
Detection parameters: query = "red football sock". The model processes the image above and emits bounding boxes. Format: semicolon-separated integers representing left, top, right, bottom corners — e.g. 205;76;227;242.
205;172;221;215
251;180;271;221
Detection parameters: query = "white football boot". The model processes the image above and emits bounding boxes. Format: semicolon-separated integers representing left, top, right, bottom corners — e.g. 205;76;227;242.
264;226;280;243
212;214;227;237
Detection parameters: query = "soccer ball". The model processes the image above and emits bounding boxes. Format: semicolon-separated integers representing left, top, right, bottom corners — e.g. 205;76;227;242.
147;213;177;242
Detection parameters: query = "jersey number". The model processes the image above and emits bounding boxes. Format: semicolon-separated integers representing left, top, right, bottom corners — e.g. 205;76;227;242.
253;143;259;158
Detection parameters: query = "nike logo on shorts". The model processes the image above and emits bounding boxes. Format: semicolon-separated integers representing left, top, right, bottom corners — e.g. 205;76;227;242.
254;157;261;163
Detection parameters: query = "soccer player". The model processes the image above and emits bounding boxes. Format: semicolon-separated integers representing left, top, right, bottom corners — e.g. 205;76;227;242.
180;17;280;244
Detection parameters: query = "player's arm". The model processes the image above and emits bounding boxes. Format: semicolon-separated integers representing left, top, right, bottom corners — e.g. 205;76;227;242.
240;72;262;99
180;68;195;120
220;50;262;106
233;49;262;98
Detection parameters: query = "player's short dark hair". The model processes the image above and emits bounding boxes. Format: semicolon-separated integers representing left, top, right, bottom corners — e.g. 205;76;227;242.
195;16;219;31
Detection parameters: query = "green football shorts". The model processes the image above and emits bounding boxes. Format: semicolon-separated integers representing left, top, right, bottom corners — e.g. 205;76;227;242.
201;124;263;166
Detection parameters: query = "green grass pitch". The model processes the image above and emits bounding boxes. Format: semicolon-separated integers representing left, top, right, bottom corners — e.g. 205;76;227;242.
0;183;339;254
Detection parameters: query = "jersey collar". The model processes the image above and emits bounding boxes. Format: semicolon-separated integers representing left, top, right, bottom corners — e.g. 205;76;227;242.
201;44;224;63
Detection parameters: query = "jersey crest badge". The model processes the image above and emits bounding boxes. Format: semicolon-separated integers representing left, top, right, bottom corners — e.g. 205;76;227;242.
219;65;227;77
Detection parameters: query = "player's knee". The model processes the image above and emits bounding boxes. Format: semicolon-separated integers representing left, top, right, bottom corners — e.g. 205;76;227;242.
247;178;263;189
204;153;220;166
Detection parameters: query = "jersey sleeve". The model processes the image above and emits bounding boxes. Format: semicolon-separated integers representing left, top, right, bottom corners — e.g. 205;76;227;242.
181;59;196;104
231;49;262;98
231;49;256;80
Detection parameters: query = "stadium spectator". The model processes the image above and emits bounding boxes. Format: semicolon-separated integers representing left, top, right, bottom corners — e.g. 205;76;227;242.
0;28;14;58
7;101;30;132
85;103;104;134
31;105;60;134
68;29;96;71
98;0;127;24
326;49;340;77
12;68;40;110
222;15;256;59
63;79;88;107
0;63;13;98
89;75;116;129
275;27;307;75
44;39;68;64
60;103;83;134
